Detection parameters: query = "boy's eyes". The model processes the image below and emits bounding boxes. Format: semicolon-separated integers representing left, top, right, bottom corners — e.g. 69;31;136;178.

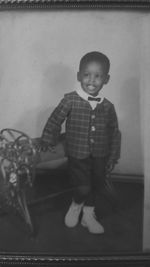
83;73;101;78
84;73;89;77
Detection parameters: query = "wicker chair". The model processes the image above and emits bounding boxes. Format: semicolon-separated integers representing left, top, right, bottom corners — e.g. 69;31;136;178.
0;128;67;235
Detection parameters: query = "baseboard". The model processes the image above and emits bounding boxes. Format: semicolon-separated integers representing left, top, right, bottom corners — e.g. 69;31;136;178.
36;167;144;184
110;173;144;184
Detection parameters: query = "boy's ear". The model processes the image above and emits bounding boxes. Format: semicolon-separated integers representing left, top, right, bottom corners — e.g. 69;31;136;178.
77;72;81;82
104;74;110;84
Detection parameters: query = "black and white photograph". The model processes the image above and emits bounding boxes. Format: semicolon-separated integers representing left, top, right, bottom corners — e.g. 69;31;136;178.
0;1;150;266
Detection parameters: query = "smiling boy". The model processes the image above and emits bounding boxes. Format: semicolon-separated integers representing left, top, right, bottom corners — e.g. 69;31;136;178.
41;51;121;234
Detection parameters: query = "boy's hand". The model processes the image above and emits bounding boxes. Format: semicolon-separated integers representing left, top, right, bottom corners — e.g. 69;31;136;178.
106;160;116;174
38;140;56;153
47;145;56;153
38;140;48;152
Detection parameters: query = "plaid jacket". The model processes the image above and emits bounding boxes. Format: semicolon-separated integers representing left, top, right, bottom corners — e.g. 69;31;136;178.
42;91;121;161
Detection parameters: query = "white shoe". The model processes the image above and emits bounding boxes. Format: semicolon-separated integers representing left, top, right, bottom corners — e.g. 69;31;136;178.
64;200;84;228
81;206;104;234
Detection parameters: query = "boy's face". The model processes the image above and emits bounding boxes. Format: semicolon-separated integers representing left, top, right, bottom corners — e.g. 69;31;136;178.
77;61;110;96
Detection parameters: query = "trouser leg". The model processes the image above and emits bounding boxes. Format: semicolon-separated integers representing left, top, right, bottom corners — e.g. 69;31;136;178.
68;156;94;205
81;157;107;234
91;156;107;197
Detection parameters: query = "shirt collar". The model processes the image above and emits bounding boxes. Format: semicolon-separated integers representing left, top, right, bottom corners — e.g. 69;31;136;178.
76;87;104;104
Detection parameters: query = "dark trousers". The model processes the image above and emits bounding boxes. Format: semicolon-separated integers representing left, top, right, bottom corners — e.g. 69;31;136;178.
68;155;107;206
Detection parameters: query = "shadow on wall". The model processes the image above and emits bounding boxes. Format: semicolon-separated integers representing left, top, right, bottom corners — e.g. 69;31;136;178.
116;76;143;174
14;63;76;137
14;106;55;138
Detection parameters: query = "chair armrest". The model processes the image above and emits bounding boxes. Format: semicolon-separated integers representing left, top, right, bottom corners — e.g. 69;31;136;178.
33;133;68;170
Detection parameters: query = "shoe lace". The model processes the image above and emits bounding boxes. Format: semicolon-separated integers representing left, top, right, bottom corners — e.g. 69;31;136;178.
91;211;96;218
86;210;99;223
72;204;82;212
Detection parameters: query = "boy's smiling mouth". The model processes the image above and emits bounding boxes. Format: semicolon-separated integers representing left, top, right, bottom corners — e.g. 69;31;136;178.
87;85;96;90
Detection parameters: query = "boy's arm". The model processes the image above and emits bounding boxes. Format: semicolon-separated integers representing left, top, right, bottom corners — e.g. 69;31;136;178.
40;95;71;150
107;104;121;172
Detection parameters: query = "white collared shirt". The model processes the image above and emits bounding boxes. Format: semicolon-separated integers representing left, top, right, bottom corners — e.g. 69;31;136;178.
76;87;104;110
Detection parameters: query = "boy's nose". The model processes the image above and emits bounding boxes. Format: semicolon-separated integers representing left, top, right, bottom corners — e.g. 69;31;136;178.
89;76;95;83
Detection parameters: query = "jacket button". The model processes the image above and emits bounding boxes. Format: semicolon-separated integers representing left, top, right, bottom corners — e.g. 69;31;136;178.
90;139;94;143
91;126;95;131
91;115;95;119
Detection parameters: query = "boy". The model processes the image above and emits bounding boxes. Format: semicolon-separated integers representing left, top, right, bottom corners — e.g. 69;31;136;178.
40;51;121;234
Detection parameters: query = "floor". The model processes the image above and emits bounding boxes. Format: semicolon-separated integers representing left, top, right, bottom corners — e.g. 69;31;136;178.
0;168;144;255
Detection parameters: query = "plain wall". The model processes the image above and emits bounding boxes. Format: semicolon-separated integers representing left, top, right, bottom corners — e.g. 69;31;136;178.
0;11;144;175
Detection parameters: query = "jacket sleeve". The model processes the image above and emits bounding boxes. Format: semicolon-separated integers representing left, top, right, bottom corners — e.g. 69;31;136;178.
41;95;71;146
108;104;121;163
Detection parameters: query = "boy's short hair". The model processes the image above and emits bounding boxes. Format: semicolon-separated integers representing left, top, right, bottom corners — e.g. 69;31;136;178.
79;51;110;74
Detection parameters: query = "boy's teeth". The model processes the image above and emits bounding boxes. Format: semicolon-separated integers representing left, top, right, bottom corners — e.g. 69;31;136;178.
88;85;95;90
